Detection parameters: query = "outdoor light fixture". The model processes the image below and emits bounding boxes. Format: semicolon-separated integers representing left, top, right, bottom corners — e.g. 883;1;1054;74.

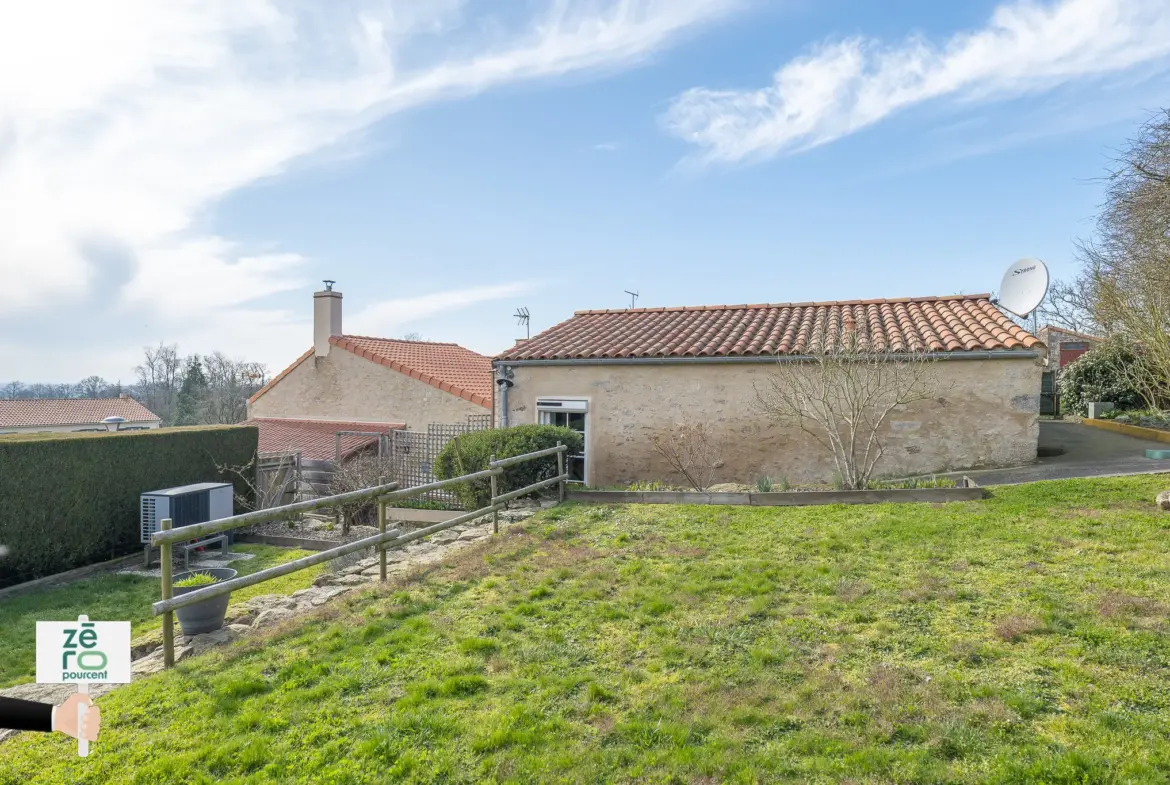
102;416;127;433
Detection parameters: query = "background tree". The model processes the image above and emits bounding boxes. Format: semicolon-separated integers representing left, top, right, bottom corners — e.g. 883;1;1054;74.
754;314;945;490
2;381;24;400
201;352;267;425
135;342;183;424
75;375;109;398
400;331;424;341
1076;108;1170;405
174;355;209;426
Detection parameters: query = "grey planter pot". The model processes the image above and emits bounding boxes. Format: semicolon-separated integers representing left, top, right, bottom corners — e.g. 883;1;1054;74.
172;568;237;636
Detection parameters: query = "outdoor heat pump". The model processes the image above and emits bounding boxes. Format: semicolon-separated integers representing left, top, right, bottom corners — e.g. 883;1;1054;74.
140;482;233;546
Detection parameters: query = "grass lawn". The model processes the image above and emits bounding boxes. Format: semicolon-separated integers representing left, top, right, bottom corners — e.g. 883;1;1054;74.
0;544;322;688
3;476;1170;783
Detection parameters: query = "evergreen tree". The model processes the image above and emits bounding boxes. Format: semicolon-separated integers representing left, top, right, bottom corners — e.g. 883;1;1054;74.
174;355;209;426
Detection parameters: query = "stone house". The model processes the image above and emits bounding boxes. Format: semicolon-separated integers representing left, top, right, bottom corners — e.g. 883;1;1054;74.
493;294;1046;487
246;285;493;459
0;396;161;434
1036;325;1101;372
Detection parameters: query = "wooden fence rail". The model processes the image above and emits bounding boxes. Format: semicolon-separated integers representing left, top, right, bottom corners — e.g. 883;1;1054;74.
149;443;568;668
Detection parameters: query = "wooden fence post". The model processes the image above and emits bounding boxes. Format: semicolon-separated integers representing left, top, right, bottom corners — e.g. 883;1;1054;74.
556;441;565;503
160;517;174;668
490;454;499;535
378;477;388;583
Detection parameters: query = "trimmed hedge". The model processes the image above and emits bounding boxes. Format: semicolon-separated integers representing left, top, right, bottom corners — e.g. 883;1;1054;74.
0;425;258;588
434;425;583;510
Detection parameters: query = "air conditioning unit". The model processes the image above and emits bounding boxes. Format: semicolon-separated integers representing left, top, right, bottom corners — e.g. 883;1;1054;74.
140;482;234;545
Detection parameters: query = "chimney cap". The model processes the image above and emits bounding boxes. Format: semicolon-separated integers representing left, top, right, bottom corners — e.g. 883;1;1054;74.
323;279;336;291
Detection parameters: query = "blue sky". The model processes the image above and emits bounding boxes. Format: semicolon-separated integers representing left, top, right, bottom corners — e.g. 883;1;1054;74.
2;0;1169;382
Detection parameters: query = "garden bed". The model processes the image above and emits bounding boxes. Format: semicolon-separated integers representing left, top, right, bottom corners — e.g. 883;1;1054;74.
567;478;982;506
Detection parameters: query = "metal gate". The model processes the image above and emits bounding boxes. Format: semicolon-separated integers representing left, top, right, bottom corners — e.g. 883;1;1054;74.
1040;370;1059;415
382;414;492;507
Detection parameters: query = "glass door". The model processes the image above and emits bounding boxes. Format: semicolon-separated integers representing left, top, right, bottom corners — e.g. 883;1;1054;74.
538;408;587;483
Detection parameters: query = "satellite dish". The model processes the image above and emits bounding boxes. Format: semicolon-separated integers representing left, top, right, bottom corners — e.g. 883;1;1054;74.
996;258;1049;318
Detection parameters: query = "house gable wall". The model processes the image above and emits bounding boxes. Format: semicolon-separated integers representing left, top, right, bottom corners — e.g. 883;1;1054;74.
499;358;1041;487
249;346;485;427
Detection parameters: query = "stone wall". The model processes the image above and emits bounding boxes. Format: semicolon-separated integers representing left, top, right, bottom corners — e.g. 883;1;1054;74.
499;358;1042;487
250;345;488;427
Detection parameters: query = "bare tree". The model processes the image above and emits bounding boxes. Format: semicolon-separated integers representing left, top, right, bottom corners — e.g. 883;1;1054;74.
1033;277;1099;335
2;381;24;400
650;422;725;492
1076;109;1170;406
201;352;267;424
76;375;108;398
400;332;424;341
135;343;183;424
754;315;945;490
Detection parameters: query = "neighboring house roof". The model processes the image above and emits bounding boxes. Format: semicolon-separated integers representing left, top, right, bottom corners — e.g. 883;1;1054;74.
1039;325;1102;343
0;397;161;428
497;294;1043;361
244;417;405;462
250;336;493;409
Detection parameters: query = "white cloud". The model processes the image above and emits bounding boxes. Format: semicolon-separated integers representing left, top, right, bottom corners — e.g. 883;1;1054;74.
594;142;620;151
0;0;736;375
348;282;536;337
662;0;1170;165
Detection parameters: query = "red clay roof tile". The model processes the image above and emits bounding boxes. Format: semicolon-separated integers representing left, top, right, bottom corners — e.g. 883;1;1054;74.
0;397;160;429
250;337;493;409
244;417;405;462
496;294;1043;361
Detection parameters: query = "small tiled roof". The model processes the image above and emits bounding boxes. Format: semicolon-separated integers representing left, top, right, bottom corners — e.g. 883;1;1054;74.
244;418;405;462
0;397;161;428
496;294;1043;361
1039;325;1101;342
250;337;492;409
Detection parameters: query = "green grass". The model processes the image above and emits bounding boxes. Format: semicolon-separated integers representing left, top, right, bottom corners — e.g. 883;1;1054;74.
0;545;321;688
4;476;1170;783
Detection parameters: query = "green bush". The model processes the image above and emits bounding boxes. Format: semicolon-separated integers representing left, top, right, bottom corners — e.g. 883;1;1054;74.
433;425;583;510
1059;339;1148;416
0;425;257;588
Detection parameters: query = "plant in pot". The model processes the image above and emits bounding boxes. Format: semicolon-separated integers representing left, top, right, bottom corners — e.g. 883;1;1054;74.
172;568;237;636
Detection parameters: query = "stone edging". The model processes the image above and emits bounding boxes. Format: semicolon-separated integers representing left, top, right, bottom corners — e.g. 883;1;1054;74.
566;484;984;506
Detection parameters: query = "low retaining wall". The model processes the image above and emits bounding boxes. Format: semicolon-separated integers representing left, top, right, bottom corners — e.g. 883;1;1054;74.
1080;417;1170;444
566;484;984;507
386;508;463;525
235;533;340;551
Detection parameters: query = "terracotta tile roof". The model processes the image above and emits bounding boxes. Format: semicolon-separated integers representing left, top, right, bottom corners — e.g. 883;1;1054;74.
244;418;405;462
250;337;493;409
496;294;1044;361
0;397;161;428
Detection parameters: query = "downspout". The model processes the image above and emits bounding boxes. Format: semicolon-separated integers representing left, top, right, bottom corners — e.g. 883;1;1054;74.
495;364;515;428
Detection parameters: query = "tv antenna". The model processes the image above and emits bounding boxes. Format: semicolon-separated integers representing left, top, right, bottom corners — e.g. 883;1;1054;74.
514;307;530;339
624;290;639;309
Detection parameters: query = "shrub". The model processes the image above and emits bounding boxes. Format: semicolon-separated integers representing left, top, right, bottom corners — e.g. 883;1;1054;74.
1059;339;1149;416
433;425;583;510
0;425;257;588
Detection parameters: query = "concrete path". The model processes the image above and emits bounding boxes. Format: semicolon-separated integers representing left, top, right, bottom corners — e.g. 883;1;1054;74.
948;420;1170;486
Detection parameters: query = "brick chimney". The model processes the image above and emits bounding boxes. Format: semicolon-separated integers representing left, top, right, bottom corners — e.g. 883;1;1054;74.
314;281;342;357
